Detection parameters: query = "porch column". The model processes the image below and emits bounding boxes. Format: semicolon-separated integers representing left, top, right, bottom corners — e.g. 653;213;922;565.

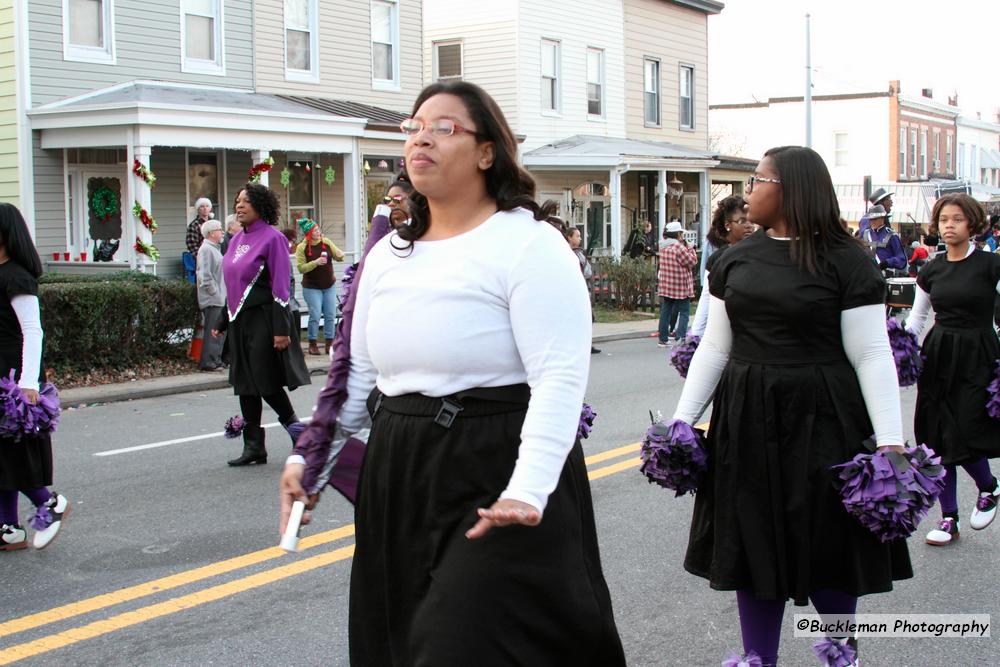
133;144;155;274
251;149;271;187
698;169;710;276
657;169;667;240
343;140;361;258
609;168;622;258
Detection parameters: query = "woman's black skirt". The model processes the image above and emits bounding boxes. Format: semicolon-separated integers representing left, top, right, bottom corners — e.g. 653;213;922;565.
0;433;53;491
227;302;310;396
349;384;625;667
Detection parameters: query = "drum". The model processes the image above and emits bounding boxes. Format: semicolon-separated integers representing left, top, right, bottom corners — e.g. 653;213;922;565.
886;277;916;309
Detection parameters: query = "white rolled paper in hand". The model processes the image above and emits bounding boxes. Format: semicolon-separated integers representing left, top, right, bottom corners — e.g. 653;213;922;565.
280;500;306;553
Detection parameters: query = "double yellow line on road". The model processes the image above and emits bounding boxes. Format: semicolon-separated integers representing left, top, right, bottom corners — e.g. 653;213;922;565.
0;443;641;664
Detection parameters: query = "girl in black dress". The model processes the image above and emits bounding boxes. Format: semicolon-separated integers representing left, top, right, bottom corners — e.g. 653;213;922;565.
214;184;310;466
668;147;910;666
689;195;752;337
905;194;1000;545
0;204;69;550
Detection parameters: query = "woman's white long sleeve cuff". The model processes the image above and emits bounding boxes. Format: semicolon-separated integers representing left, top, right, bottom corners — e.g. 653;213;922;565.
904;285;931;337
10;295;42;391
672;295;731;424
841;304;904;446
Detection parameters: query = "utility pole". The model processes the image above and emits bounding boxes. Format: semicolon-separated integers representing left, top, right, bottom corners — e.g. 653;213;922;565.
805;13;812;148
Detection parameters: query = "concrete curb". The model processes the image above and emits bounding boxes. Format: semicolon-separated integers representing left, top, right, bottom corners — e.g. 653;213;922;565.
61;328;657;406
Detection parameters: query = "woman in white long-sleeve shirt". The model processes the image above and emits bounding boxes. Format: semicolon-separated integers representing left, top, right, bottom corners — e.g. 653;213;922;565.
334;82;625;666
0;204;69;551
667;147;910;666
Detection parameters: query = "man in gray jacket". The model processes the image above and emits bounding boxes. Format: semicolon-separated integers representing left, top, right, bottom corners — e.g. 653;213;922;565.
197;219;227;371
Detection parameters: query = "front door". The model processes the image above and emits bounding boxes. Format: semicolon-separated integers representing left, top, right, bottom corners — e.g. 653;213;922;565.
67;168;128;263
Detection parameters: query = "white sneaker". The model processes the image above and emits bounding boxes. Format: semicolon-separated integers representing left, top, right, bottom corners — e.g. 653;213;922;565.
1;524;26;551
970;481;1000;530
31;493;70;550
925;516;960;546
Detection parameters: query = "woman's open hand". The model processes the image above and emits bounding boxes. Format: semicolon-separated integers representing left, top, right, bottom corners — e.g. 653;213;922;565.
273;335;290;350
465;498;541;539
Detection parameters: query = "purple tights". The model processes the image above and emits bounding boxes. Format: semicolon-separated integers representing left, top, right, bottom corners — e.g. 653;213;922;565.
737;588;858;666
939;458;996;516
0;487;52;525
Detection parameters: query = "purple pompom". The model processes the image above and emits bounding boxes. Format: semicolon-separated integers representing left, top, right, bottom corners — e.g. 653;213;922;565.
721;650;763;667
639;417;707;496
986;360;1000;420
886;318;923;387
337;263;358;309
29;505;53;531
0;372;60;441
831;443;946;542
578;403;596;440
669;335;700;378
812;637;857;667
224;415;246;439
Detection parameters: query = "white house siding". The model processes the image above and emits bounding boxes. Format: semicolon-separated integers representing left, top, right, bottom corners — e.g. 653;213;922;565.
957;117;1000;186
623;0;709;149
423;2;519;131
515;0;626;152
0;0;18;207
253;0;422;113
710;96;892;184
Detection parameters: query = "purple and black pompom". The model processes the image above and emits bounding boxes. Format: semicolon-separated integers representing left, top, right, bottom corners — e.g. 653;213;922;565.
578;402;596;441
812;638;857;667
0;372;60;441
669;335;700;378
224;415;246;439
831;442;946;542
639;416;707;496
721;650;763;667
986;360;1000;420
886;318;923;387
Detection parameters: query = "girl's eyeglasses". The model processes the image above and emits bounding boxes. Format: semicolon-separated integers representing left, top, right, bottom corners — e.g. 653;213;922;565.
400;118;481;138
383;195;406;205
745;176;782;193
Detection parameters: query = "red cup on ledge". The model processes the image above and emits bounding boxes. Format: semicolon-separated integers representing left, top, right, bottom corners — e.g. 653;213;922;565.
52;252;59;261
63;252;71;261
80;252;88;262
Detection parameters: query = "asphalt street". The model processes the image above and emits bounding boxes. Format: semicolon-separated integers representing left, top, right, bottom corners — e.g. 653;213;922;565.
0;338;996;666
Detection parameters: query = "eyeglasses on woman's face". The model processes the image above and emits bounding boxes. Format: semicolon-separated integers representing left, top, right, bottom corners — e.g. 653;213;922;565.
745;175;782;194
383;194;407;206
400;117;481;138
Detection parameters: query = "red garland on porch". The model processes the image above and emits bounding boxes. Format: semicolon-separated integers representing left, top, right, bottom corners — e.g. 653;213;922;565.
133;237;160;262
248;157;275;183
132;159;157;188
131;202;158;233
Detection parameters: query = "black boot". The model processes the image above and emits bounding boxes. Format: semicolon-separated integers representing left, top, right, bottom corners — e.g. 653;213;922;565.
228;423;267;466
281;414;307;446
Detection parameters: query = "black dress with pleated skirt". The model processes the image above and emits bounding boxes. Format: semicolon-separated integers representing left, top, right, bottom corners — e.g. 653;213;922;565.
684;231;912;606
913;249;1000;464
0;262;52;491
349;385;626;667
225;266;310;397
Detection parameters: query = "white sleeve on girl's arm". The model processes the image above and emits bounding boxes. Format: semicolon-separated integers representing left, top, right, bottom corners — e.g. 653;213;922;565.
688;272;711;337
340;257;379;434
841;304;904;447
904;285;932;337
500;231;592;516
10;294;43;392
672;295;732;424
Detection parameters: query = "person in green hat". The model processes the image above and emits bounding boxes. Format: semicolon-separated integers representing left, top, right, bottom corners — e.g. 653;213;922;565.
296;217;345;355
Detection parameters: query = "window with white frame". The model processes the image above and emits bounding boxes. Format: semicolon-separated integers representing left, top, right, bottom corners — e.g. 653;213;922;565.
958;142;965;178
898;127;906;178
834;132;848;167
679;64;694;129
909;129;917;176
946;133;953;173
64;0;115;64
434;40;462;81
920;130;927;177
287;161;316;226
540;39;560;113
644;58;660;126
586;48;604;117
181;0;224;74
371;0;399;88
285;0;318;79
933;129;941;171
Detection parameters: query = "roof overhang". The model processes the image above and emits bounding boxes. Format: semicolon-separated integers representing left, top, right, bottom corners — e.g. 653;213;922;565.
523;135;720;171
667;0;725;15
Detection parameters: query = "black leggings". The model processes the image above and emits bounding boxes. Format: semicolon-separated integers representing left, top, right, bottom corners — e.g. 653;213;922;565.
239;392;296;426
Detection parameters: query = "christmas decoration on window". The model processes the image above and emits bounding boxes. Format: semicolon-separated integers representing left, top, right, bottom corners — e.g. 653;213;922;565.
132;159;156;188
324;166;336;185
89;186;119;222
279;167;291;188
248;156;275;183
131;202;158;233
133;237;160;261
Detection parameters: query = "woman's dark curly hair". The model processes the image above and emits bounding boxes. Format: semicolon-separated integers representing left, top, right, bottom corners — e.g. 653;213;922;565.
395;81;554;249
928;193;987;237
240;182;280;225
706;195;746;250
385;171;414;196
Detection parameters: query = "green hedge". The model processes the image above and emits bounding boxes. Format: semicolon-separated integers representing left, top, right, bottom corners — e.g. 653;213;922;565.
39;276;199;372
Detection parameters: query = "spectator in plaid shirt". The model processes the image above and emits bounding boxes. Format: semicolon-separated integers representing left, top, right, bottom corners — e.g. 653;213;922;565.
657;221;697;346
186;197;213;258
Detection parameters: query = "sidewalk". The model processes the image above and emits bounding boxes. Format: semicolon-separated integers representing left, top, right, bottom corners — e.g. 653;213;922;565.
61;320;658;407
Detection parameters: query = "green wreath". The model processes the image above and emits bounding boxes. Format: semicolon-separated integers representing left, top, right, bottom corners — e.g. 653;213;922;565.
89;187;119;222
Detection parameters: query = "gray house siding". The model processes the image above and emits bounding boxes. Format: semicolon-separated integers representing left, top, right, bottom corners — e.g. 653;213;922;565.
31;133;65;259
150;146;187;279
28;0;254;107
